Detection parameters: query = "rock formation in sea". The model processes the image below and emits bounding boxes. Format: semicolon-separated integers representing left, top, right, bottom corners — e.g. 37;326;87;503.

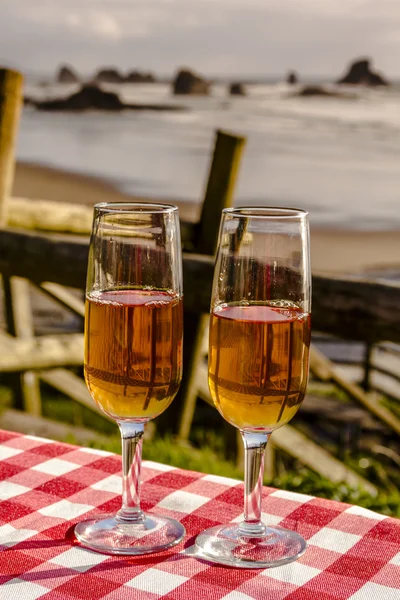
125;70;156;83
93;68;125;84
336;58;389;86
229;82;246;96
31;84;185;112
37;85;123;110
173;69;210;95
57;65;80;84
286;71;298;85
92;68;156;84
291;85;357;99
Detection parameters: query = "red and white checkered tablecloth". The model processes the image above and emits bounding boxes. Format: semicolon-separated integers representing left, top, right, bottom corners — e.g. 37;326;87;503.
0;429;399;600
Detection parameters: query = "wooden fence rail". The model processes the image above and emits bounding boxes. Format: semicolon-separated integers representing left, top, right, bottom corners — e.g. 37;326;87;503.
2;228;400;344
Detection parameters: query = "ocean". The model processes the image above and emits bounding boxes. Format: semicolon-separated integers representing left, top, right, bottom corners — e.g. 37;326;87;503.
18;81;400;230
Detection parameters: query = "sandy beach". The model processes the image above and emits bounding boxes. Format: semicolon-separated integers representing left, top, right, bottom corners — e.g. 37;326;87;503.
12;161;400;277
12;162;199;223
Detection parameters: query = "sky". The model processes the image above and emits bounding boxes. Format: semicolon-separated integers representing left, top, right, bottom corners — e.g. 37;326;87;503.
1;0;400;78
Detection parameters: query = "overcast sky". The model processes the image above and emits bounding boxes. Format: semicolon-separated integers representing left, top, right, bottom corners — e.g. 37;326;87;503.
1;0;400;78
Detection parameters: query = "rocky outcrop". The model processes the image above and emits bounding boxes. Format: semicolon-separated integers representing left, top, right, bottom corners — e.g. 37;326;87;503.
57;65;79;84
229;82;246;96
173;69;209;95
23;96;36;107
36;85;123;110
125;70;156;83
286;71;298;85
32;84;185;112
92;68;156;84
337;58;389;86
291;86;356;99
93;68;125;84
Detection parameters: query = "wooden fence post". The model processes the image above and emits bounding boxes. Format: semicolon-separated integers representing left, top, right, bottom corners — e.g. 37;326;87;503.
3;277;42;414
362;342;373;391
176;130;246;440
196;129;246;256
0;68;23;226
0;69;41;414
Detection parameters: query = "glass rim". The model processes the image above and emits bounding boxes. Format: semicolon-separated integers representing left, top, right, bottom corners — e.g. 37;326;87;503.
93;202;179;214
222;206;308;219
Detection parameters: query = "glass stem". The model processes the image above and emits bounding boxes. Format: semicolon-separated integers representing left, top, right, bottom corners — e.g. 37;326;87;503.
239;431;269;536
116;421;145;523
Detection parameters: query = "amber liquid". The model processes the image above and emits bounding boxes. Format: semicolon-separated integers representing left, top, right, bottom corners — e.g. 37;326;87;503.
85;289;183;420
208;304;310;431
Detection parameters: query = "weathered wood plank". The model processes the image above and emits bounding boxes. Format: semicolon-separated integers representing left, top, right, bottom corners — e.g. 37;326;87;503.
177;313;209;440
196;130;246;255
2;229;400;343
2;277;42;414
0;228;89;288
301;394;383;430
39;368;113;423
0;228;215;313
8;197;94;233
310;345;400;436
7;197;196;247
372;343;400;383
0;408;116;447
271;426;377;495
0;69;23;226
312;274;400;344
338;362;400;404
195;362;376;494
0;333;83;372
36;282;85;318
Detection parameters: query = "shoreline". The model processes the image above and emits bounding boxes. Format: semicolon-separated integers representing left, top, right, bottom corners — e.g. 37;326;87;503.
13;161;200;223
12;161;400;276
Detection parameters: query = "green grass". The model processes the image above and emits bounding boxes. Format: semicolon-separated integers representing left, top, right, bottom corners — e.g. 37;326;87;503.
271;469;400;518
90;433;242;479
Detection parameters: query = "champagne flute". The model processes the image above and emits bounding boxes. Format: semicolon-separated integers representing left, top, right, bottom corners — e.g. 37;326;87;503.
75;202;185;555
195;207;311;568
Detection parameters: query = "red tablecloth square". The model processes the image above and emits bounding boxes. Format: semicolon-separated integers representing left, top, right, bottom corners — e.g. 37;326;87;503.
35;478;87;499
214;486;244;506
0;498;33;522
326;554;388;580
150;471;202;490
0;549;42;582
88;457;123;475
29;444;76;459
53;572;121;599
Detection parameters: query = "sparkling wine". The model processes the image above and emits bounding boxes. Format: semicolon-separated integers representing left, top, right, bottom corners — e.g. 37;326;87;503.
85;289;183;420
208;303;310;431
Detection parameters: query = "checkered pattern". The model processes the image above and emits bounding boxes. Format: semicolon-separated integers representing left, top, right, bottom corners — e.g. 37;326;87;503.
0;430;399;600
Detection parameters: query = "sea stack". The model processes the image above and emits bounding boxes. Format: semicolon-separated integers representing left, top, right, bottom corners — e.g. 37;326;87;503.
286;71;299;85
93;68;125;84
336;58;389;86
56;65;80;84
173;69;210;95
229;82;246;96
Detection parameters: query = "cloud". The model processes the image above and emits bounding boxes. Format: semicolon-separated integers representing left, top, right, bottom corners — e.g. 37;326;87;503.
68;11;122;40
1;0;399;77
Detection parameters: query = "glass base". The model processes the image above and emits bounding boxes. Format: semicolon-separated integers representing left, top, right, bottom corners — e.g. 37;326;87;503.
195;524;306;568
75;514;185;555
